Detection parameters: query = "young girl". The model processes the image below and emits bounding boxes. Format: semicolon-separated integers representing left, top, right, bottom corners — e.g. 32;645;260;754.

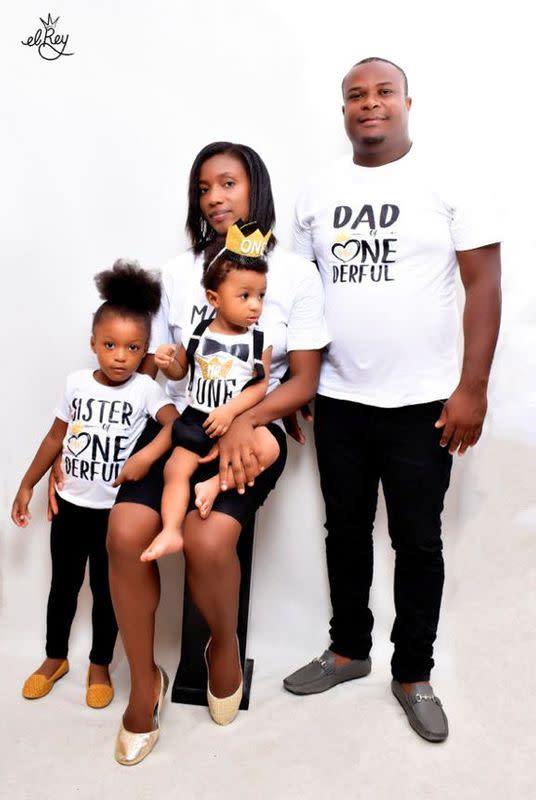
114;221;281;564
11;261;177;707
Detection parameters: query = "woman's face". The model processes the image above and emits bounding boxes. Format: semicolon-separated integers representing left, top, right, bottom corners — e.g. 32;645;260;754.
199;153;251;235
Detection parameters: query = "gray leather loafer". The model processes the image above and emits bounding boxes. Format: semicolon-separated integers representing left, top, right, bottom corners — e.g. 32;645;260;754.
391;680;449;742
283;649;371;695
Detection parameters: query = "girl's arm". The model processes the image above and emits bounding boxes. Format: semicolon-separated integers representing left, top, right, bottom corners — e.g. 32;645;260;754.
113;402;179;487
156;403;180;426
12;418;68;527
138;353;158;379
203;347;272;438
155;344;188;381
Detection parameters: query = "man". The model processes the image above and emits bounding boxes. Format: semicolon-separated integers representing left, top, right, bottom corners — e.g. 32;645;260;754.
284;57;501;742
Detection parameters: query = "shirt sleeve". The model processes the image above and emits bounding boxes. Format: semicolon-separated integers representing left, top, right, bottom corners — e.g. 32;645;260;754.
287;260;330;352
448;170;503;251
149;270;172;353
54;375;73;422
293;190;316;261
143;376;175;420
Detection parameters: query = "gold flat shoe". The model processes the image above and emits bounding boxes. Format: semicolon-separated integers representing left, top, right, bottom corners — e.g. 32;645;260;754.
22;659;69;699
204;638;243;726
86;666;114;709
115;666;169;766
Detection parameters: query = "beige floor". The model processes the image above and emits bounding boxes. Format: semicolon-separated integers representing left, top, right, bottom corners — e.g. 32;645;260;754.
3;440;535;800
2;598;534;800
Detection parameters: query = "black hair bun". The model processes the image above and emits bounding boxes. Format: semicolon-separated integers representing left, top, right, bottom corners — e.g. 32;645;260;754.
94;259;161;315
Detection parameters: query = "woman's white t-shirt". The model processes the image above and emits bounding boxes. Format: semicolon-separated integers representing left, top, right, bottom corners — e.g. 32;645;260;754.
150;245;329;412
55;370;170;509
294;148;501;407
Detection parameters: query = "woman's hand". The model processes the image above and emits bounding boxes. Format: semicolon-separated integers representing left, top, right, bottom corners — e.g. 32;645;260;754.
47;456;63;520
199;413;262;494
282;404;313;445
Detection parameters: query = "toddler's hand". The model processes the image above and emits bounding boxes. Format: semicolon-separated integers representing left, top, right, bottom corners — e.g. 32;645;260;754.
155;345;177;371
203;407;235;438
12;486;33;527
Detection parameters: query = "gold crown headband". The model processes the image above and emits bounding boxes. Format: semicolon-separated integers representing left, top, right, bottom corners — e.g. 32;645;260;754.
207;222;272;270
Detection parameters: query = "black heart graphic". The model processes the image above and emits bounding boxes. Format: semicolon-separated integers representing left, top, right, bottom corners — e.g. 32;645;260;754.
67;433;91;456
331;240;359;262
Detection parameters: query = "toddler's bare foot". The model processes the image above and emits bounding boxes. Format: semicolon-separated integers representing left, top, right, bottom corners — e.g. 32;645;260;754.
140;528;184;561
194;476;220;519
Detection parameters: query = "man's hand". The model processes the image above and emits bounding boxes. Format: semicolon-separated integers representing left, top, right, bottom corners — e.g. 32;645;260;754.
435;386;488;455
113;452;153;487
47;456;64;520
12;485;33;527
282;404;313;445
154;344;177;372
203;406;235;438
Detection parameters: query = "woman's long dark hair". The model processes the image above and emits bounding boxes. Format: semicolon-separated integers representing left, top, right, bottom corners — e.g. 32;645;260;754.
186;141;277;255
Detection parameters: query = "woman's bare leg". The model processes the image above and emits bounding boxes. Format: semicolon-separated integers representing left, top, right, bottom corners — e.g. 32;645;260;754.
141;448;199;562
195;427;280;518
183;510;242;697
107;503;162;732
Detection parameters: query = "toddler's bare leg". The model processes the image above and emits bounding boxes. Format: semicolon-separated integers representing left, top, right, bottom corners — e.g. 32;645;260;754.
194;427;280;518
140;447;199;561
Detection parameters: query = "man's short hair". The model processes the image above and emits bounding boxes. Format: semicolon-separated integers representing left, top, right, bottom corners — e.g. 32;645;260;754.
342;57;409;97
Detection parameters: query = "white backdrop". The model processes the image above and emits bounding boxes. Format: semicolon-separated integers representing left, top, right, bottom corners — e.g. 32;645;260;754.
1;1;535;795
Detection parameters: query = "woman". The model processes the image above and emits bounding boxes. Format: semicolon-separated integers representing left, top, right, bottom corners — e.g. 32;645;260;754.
106;142;328;765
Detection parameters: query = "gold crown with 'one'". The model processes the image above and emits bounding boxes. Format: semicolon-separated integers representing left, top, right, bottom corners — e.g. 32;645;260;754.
224;222;272;259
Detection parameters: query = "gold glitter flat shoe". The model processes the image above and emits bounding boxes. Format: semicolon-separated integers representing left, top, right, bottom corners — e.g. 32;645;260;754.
86;666;114;709
204;638;243;726
114;666;169;766
22;659;69;699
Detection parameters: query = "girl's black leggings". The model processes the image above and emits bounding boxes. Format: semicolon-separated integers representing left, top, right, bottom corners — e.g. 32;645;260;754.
45;495;118;665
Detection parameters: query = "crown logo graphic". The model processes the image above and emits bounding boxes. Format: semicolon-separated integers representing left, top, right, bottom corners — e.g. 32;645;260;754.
196;355;234;381
224;221;272;259
40;13;60;28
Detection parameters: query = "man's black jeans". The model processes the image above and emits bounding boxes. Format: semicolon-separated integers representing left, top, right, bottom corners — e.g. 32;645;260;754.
314;394;453;682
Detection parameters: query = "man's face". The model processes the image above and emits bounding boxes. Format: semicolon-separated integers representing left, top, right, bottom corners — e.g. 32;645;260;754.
342;61;411;149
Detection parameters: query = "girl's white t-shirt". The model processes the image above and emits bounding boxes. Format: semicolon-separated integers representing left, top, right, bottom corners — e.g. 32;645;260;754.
150;245;329;411
55;370;170;509
294;148;501;407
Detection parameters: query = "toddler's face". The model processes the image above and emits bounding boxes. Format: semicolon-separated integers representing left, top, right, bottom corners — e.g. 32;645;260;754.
209;269;266;332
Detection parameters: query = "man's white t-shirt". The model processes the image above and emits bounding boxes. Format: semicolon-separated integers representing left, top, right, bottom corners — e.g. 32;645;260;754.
150;245;329;412
55;370;170;509
294;147;501;407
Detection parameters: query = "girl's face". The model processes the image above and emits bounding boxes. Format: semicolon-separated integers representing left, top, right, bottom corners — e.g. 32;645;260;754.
91;314;148;386
207;268;266;333
199;154;251;235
